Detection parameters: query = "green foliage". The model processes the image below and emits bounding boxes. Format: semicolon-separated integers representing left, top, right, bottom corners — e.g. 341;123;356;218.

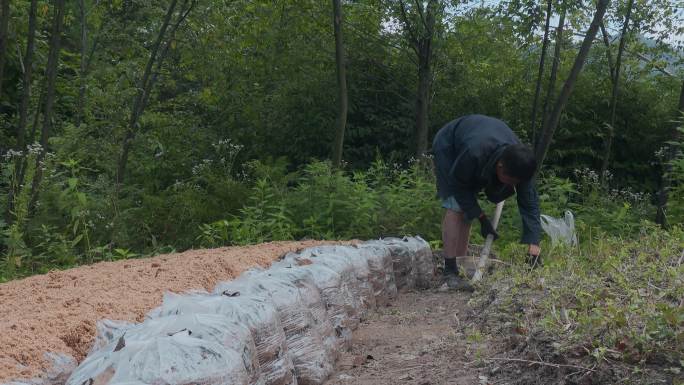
0;0;682;284
192;159;441;245
471;223;684;382
665;126;684;226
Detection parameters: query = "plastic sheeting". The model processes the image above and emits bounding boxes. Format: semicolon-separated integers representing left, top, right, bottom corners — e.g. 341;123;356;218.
150;291;296;385
88;314;264;385
53;236;433;385
65;330;250;385
214;272;334;385
260;265;338;362
274;255;356;349
293;246;374;319
366;238;415;290
377;236;433;289
540;211;578;246
354;242;397;306
90;319;135;354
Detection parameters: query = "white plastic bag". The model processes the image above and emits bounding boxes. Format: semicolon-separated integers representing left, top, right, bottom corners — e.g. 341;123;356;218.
90;319;136;354
355;242;397;306
215;273;333;385
87;314;264;385
262;264;338;361
289;248;364;329
303;246;375;317
368;237;417;290
150;291;297;385
401;236;434;289
66;331;250;385
540;210;578;246
277;253;356;349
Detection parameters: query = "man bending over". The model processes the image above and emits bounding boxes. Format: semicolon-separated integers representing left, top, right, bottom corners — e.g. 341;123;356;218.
432;114;542;290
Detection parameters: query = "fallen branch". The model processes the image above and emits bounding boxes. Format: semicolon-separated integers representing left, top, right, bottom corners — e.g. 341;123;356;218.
486;357;596;372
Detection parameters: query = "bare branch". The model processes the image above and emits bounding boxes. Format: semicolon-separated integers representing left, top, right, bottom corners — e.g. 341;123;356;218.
398;0;420;52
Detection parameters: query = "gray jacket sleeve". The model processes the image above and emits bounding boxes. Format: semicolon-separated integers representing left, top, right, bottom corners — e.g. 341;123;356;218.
516;180;542;244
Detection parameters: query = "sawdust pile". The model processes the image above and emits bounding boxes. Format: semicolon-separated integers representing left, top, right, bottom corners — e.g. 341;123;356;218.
0;240;350;383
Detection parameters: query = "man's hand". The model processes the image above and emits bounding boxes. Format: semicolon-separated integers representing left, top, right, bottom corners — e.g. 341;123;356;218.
478;214;499;240
528;244;541;256
526;244;542;268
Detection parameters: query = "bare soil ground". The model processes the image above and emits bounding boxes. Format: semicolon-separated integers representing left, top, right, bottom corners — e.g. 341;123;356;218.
0;240;350;383
326;288;486;385
327;251;683;385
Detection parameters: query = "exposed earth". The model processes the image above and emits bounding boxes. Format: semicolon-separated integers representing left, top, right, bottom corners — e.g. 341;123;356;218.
326;289;485;385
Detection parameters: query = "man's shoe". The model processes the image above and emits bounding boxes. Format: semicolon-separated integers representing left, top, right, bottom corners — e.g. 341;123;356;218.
443;271;474;292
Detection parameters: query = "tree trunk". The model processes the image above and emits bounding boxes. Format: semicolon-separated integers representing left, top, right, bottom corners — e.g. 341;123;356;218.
0;0;9;98
531;0;553;146
655;78;684;227
76;0;87;127
5;0;38;223
331;0;347;168
540;2;565;134
116;0;180;186
16;0;38;153
600;0;633;182
414;0;436;157
534;0;610;169
29;0;66;212
415;38;431;157
600;21;616;84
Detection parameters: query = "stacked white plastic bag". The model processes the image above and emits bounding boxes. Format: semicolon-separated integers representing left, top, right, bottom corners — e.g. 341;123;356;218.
61;236;433;385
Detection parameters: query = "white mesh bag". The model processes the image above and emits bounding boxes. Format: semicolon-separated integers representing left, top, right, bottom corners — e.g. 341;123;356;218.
87;314;264;385
215;272;333;385
66;330;250;385
150;291;296;385
277;253;356;349
262;263;338;361
354;242;397;306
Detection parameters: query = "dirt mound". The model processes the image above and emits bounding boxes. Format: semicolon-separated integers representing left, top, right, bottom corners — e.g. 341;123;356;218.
0;240;350;383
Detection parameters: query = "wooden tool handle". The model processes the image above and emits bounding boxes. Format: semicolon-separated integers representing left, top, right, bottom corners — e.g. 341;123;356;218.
472;201;505;282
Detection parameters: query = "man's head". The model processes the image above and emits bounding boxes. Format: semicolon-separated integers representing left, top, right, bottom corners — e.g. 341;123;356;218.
496;143;537;186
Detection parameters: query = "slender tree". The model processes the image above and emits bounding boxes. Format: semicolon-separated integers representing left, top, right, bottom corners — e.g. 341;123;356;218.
600;21;616;84
76;0;88;127
5;0;39;223
655;79;684;227
331;0;347;168
540;1;566;132
535;0;610;169
16;0;38;155
29;0;66;211
531;0;553;146
0;0;9;99
5;0;38;224
600;0;634;182
117;0;196;186
396;0;440;157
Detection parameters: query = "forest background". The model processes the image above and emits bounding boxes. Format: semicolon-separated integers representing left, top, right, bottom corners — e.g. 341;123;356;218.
0;0;683;280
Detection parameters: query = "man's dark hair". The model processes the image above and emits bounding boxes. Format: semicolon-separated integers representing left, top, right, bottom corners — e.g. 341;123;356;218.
500;143;537;181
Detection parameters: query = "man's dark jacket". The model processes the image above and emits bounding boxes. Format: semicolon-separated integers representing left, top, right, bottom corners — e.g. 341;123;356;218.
432;114;541;245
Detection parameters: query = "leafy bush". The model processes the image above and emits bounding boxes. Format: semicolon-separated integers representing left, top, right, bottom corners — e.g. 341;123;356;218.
0;152;677;282
471;223;684;383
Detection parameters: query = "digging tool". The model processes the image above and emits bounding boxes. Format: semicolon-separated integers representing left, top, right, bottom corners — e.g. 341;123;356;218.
471;200;504;282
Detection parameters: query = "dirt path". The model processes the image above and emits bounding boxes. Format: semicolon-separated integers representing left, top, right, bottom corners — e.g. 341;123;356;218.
327;288;489;385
